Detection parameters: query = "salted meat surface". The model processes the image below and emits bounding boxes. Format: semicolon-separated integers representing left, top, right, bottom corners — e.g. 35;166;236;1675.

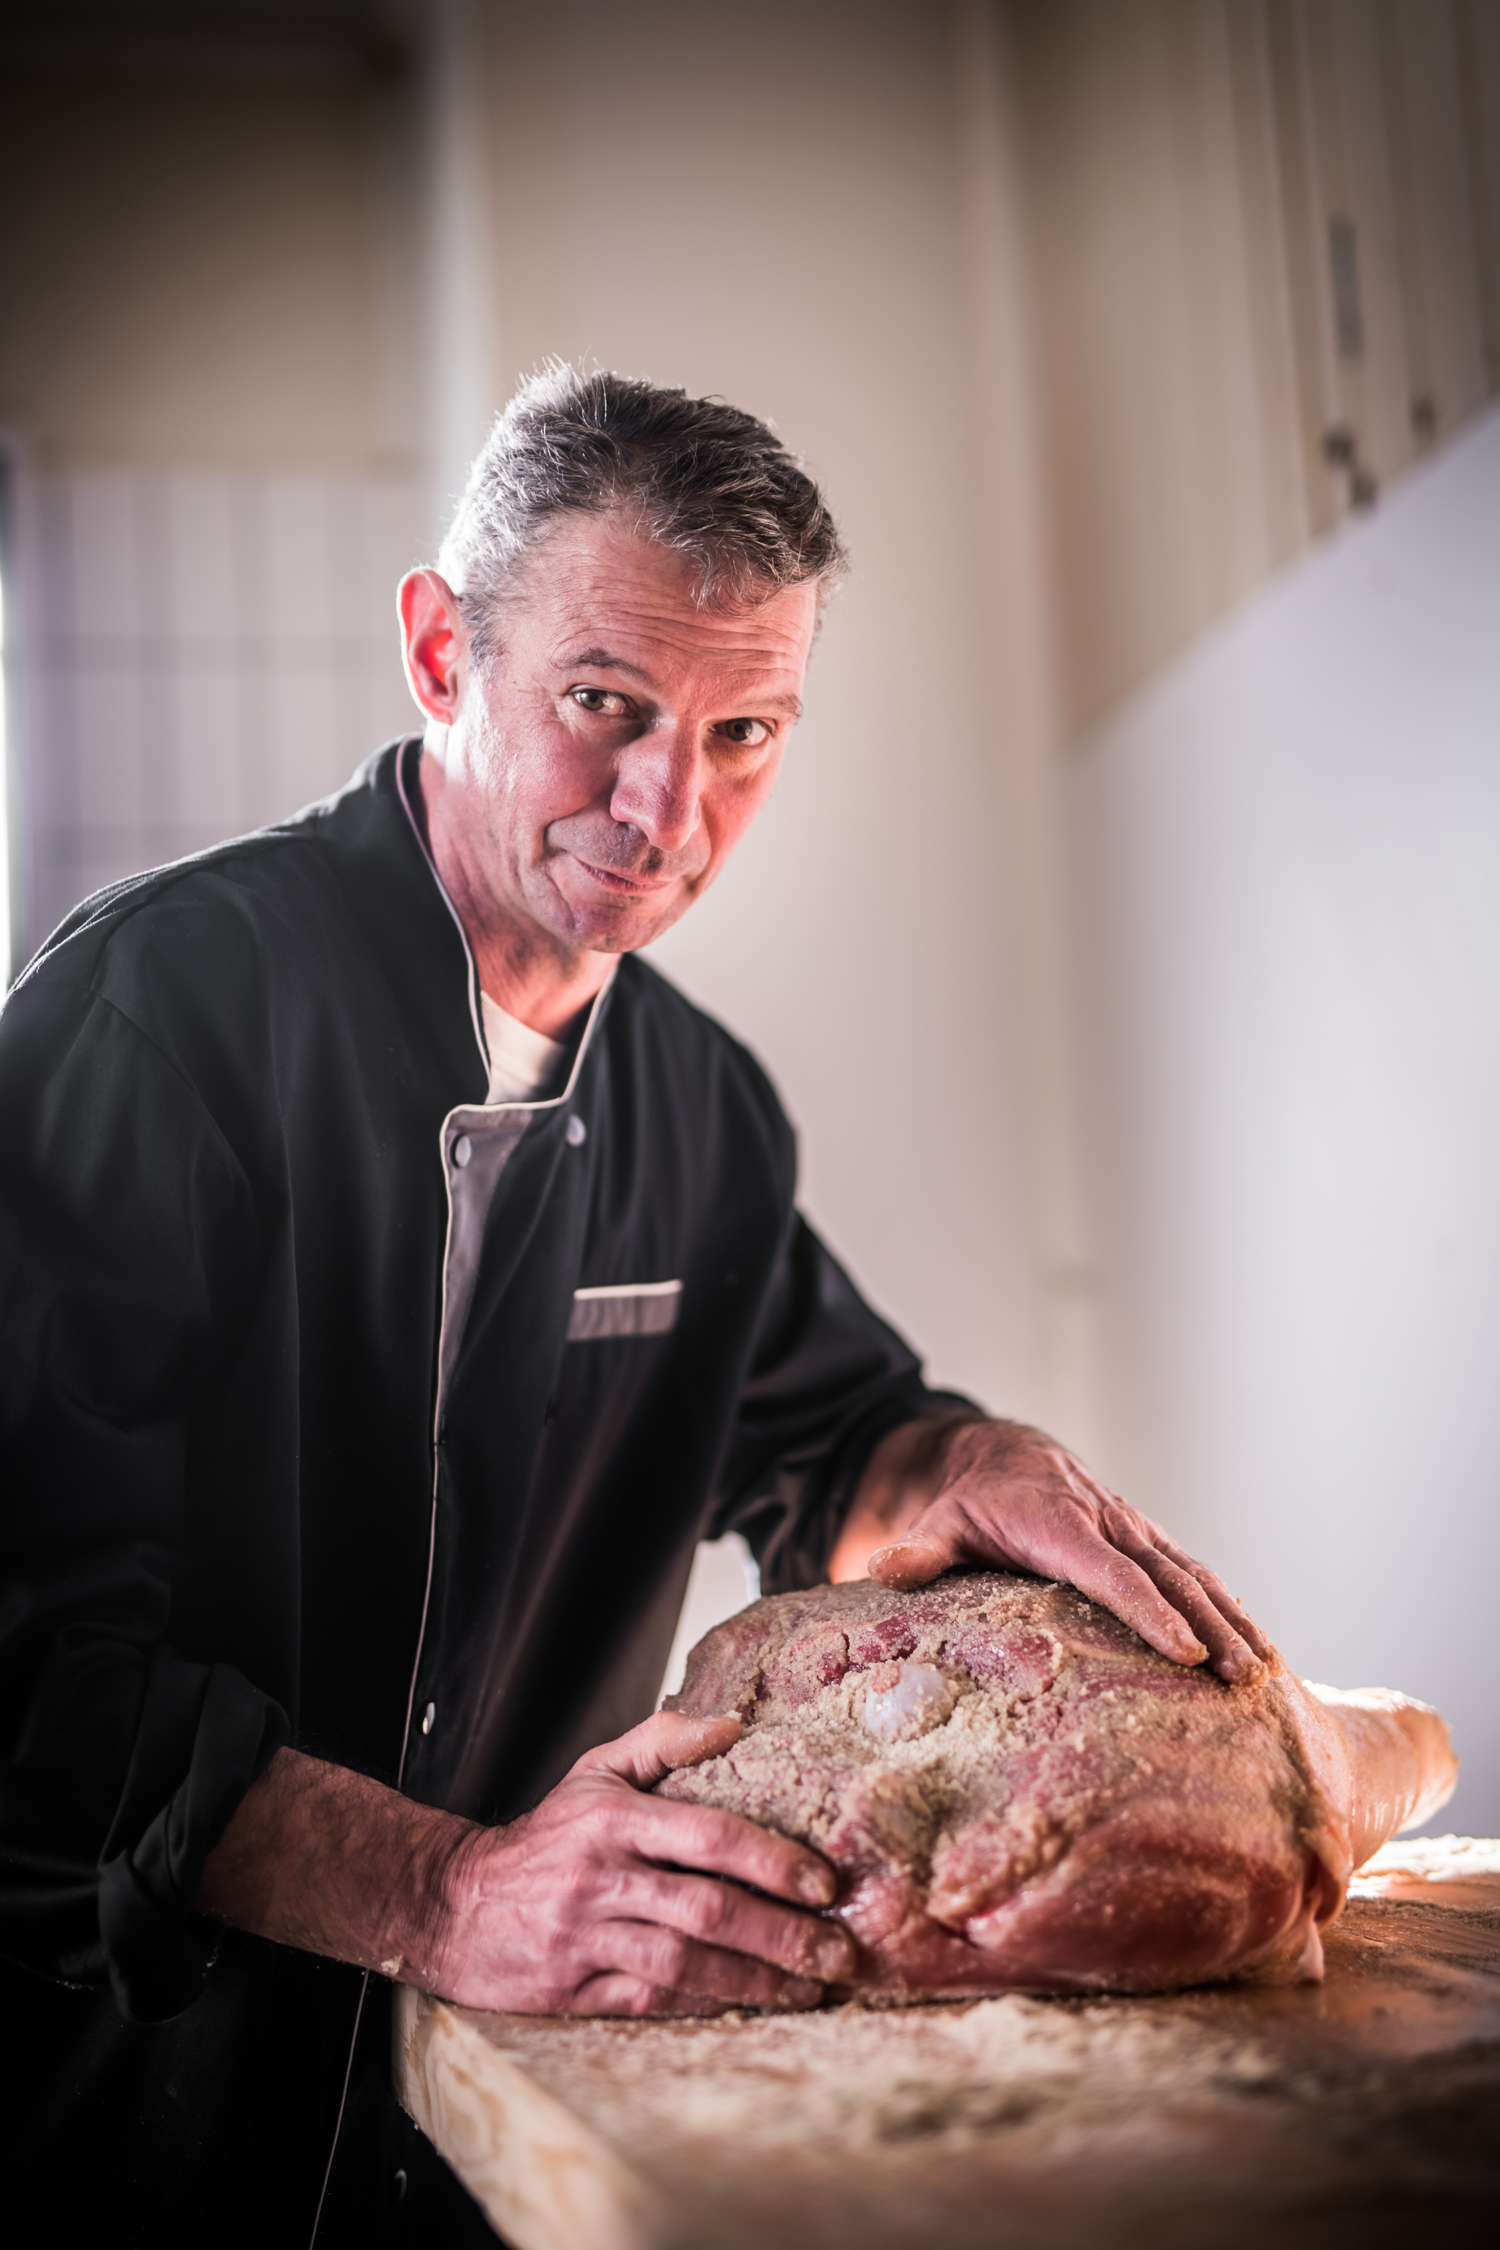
658;1573;1457;1997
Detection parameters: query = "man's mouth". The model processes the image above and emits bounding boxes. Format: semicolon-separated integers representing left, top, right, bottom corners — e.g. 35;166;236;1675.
571;856;675;897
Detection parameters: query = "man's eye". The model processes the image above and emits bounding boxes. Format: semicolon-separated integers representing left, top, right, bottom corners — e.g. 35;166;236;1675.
717;718;772;749
570;686;629;716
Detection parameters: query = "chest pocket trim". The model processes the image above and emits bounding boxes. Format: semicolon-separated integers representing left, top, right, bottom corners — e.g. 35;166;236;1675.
567;1278;683;1341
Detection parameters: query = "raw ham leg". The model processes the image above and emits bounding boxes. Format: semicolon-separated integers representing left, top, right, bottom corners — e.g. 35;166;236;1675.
658;1573;1457;1997
1297;1681;1456;1867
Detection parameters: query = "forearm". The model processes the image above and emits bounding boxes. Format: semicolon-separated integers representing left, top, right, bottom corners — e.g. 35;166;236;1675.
194;1745;478;1987
196;1716;851;2018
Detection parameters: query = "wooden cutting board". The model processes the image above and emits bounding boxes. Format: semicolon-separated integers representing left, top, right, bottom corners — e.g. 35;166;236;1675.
393;1835;1500;2250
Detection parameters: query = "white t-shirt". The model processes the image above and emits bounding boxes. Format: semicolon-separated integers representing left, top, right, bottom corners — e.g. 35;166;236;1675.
480;991;565;1105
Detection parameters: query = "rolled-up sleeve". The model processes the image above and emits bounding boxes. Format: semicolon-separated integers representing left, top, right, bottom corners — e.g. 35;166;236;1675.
711;1210;979;1591
0;976;287;2022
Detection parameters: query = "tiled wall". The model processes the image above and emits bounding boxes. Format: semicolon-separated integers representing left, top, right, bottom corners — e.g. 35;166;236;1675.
18;468;424;959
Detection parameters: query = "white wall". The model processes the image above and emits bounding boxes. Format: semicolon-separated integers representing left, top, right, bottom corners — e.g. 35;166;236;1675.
1066;405;1500;1835
483;0;1052;1420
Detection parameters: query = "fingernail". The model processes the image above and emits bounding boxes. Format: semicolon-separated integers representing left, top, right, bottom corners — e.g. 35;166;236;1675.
1218;1650;1262;1683
795;1863;836;1906
780;1975;822;2008
869;1543;926;1586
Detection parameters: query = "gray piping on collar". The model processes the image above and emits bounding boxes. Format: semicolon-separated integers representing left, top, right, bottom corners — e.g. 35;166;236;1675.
395;735;489;1078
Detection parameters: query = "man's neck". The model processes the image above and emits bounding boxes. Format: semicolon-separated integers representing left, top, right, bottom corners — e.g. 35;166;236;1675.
459;919;612;1042
418;748;614;1039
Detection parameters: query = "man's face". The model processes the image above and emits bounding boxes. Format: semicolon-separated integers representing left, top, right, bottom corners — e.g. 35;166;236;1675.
437;513;818;958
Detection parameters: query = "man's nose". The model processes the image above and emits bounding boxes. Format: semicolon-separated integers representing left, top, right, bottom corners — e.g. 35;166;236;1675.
609;722;703;852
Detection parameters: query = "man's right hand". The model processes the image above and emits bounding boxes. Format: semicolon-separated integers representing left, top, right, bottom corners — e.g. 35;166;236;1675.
196;1715;852;2018
428;1712;853;2016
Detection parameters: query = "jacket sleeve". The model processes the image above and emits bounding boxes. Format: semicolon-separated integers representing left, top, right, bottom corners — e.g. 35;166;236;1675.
0;975;288;2023
710;1210;981;1592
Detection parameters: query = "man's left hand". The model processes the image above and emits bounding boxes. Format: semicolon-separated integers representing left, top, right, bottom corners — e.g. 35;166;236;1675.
830;1417;1269;1684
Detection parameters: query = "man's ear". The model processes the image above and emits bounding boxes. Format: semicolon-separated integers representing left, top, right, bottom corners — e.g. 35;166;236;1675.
398;569;469;728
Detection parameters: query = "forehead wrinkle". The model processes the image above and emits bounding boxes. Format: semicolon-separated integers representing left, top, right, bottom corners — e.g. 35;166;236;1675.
545;607;810;712
526;512;818;651
556;644;653;680
550;597;808;663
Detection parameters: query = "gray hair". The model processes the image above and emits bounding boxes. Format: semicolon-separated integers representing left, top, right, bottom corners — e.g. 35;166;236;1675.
436;363;849;668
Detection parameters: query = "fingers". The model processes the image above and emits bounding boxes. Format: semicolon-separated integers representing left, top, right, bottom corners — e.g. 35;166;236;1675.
1053;1533;1210;1668
867;1531;953;1589
622;1792;840;1910
867;1445;1268;1687
576;1713;837;1903
613;1866;854;1985
1104;1505;1268;1678
585;1919;829;2012
585;1710;743;1789
1115;1535;1261;1682
869;1503;1213;1671
1150;1534;1271;1659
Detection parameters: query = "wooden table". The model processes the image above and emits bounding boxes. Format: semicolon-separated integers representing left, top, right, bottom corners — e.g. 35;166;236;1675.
394;1836;1500;2250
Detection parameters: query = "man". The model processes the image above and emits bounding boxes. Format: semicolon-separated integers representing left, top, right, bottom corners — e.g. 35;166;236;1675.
0;369;1262;2243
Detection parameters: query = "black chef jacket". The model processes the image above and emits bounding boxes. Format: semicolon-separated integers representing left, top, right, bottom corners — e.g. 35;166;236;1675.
0;738;969;2245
